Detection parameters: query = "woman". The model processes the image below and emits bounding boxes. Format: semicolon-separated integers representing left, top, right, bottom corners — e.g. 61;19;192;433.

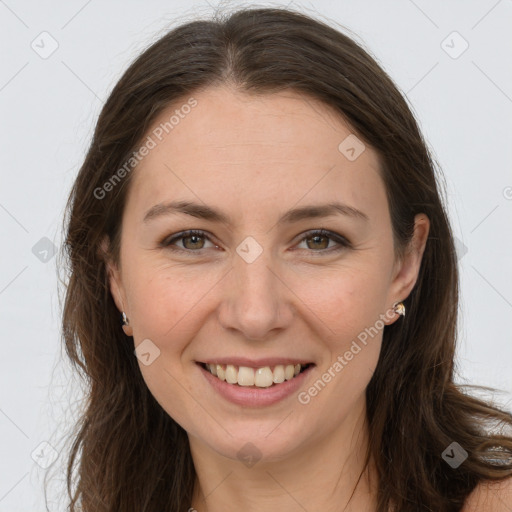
59;6;512;511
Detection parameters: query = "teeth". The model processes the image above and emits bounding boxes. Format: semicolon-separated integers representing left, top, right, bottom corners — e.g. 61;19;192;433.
237;366;254;386
216;364;225;381
273;365;285;383
225;364;237;384
205;363;308;388
254;367;273;387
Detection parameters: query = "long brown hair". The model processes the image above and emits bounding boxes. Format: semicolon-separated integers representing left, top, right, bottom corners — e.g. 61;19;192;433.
57;6;512;511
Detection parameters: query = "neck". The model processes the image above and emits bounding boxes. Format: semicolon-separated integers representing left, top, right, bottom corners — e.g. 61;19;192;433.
188;396;378;512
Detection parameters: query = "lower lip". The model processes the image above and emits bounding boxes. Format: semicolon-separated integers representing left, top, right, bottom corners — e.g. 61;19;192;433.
197;363;315;407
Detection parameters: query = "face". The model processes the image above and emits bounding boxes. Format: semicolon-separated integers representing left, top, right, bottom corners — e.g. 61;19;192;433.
106;85;428;463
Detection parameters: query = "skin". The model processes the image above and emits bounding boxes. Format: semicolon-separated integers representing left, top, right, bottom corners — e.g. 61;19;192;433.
106;85;430;511
463;479;512;512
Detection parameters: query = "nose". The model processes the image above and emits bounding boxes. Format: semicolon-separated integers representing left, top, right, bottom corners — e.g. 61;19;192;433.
217;244;293;341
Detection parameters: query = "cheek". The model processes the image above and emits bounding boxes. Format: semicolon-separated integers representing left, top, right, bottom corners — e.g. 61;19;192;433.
297;280;385;415
293;263;389;390
126;260;209;340
298;262;391;339
126;266;211;422
316;338;382;413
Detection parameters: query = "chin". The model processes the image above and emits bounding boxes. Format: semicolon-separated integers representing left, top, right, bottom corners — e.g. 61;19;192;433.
197;422;311;464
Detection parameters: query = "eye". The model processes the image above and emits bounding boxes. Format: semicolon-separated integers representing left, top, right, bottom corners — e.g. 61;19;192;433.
294;229;351;254
161;228;351;255
161;230;218;253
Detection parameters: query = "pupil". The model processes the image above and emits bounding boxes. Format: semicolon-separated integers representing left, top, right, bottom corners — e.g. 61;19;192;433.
310;235;326;249
187;235;202;248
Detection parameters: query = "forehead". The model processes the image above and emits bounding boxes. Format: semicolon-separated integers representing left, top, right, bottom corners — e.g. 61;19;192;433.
125;86;386;223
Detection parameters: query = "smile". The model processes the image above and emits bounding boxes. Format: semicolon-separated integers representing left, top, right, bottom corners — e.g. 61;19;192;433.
200;362;313;388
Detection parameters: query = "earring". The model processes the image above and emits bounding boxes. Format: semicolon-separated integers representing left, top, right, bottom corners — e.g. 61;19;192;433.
122;311;129;326
393;301;406;317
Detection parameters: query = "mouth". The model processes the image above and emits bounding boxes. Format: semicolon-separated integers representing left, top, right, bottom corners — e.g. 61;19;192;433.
197;362;315;388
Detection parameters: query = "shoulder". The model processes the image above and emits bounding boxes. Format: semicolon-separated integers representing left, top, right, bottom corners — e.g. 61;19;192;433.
462;476;512;512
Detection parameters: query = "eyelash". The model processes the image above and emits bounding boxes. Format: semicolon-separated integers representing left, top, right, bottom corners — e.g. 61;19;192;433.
160;229;351;256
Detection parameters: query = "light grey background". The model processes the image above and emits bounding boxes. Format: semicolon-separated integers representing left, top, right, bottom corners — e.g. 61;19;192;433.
1;0;511;510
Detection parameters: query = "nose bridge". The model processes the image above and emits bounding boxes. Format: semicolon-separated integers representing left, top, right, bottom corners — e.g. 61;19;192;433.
219;235;289;340
236;245;275;300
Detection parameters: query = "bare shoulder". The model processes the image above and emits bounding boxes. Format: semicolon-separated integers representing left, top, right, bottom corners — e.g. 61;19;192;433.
462;476;512;511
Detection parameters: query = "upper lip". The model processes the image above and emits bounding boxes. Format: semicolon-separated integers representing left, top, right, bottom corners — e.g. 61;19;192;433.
198;357;314;367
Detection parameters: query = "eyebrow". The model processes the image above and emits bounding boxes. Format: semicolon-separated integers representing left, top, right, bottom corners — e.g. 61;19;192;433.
143;200;369;226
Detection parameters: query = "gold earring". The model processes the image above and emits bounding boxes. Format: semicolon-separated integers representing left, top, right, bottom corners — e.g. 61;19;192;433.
121;311;133;336
393;301;405;317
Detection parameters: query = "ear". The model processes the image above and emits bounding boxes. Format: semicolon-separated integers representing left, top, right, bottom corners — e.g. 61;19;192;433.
100;236;133;336
385;213;430;324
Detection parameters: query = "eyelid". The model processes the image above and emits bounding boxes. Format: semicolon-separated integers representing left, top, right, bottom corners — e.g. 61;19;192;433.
160;229;219;253
293;228;352;252
161;228;351;254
